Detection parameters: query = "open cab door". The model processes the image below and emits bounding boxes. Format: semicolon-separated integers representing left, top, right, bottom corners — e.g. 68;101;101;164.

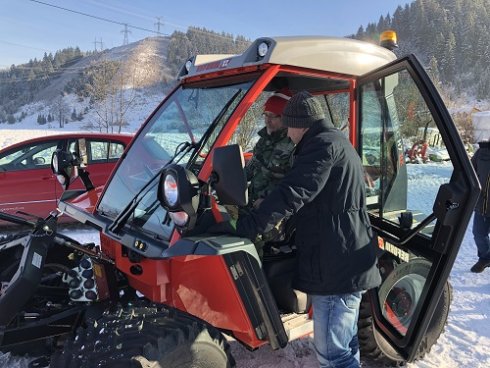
357;55;479;362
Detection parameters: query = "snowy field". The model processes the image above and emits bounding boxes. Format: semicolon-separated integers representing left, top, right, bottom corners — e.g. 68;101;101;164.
0;129;489;368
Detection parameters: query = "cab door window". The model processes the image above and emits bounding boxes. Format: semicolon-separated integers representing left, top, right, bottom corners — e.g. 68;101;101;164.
360;70;453;237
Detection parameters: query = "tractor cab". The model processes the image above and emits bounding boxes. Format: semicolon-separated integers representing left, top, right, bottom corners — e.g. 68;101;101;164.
49;32;479;365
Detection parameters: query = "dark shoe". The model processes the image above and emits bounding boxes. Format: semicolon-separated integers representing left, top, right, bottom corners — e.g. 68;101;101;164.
470;259;490;273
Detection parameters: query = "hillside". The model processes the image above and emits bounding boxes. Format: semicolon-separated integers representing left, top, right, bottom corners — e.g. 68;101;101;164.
32;37;173;103
0;27;251;132
1;0;490;133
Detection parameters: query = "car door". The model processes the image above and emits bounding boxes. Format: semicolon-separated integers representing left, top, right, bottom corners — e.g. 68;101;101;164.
356;55;480;362
0;140;59;219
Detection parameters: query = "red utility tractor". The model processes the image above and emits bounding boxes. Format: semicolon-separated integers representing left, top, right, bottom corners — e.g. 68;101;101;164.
0;31;479;367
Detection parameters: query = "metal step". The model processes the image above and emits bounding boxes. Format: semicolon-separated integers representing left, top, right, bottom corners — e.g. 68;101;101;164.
281;312;313;341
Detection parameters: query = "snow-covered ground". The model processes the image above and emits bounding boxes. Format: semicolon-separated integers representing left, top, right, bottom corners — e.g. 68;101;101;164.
0;129;489;368
3;87;165;138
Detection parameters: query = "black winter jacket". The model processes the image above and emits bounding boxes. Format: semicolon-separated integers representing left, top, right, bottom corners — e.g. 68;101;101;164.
236;119;381;295
472;142;490;216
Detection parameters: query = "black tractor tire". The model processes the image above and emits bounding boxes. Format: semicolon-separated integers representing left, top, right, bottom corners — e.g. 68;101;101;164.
358;261;452;366
50;301;235;368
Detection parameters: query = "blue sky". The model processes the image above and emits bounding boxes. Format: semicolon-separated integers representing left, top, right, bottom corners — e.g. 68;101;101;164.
0;0;410;68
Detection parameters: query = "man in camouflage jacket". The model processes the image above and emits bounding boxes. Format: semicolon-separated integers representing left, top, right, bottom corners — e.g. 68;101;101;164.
247;90;294;204
243;90;295;254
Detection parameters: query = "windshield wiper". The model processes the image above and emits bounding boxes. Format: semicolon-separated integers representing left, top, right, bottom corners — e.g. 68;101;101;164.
108;140;196;234
189;89;243;164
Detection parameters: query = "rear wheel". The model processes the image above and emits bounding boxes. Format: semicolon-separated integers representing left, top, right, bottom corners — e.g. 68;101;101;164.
358;259;452;366
50;301;235;368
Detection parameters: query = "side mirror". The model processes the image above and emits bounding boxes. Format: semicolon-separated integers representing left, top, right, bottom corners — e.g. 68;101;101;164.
51;138;95;192
211;144;248;206
51;149;79;190
33;157;45;165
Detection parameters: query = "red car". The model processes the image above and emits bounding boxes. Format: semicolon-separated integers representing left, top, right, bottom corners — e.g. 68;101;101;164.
0;133;132;223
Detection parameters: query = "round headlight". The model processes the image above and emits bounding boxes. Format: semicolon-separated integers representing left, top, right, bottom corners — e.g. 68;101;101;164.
164;173;179;207
257;42;269;57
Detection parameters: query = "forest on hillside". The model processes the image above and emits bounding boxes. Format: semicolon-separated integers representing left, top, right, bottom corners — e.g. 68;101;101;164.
166;26;251;74
0;0;489;124
0;28;250;123
0;47;85;120
355;0;490;99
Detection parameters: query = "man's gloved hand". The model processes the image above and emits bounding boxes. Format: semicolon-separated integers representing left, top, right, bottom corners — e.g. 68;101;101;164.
207;219;238;235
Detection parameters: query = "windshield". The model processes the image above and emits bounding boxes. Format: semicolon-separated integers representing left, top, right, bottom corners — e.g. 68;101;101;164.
97;79;254;239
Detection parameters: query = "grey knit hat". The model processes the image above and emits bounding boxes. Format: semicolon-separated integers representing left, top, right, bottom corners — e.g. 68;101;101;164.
282;91;325;128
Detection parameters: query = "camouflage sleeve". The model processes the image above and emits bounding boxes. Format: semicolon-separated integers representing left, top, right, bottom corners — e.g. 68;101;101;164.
246;146;262;181
254;139;294;199
267;140;294;179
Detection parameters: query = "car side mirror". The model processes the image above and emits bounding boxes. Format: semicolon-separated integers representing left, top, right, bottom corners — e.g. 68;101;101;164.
211;144;248;206
51;145;95;192
33;157;45;165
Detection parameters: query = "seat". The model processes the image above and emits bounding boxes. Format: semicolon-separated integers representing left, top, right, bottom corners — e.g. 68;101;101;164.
262;249;311;314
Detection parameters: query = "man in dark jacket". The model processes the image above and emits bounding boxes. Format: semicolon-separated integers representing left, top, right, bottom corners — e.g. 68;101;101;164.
470;140;490;273
236;91;381;368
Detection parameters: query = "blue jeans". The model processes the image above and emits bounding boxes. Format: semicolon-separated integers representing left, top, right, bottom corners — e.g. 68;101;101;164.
312;292;363;368
472;212;490;260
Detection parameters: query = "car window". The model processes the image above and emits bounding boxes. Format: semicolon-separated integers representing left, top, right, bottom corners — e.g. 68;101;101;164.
108;141;125;159
89;140;110;162
88;140;125;162
32;144;58;167
0;141;58;171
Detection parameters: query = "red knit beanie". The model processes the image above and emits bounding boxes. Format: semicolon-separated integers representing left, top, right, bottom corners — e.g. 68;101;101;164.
263;89;291;116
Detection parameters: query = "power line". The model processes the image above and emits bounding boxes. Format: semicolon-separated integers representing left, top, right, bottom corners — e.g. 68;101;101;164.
29;0;166;36
0;39;51;53
28;0;249;43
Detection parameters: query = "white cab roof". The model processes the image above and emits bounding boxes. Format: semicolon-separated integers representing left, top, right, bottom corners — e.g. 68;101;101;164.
181;36;397;79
